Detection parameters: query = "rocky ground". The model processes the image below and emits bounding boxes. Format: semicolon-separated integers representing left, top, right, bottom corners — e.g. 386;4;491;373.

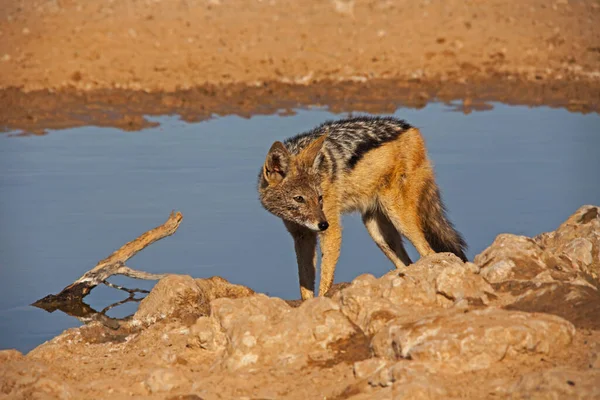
1;0;600;133
1;205;599;399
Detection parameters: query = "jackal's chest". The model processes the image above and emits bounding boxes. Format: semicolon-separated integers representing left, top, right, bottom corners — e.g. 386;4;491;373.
340;194;378;215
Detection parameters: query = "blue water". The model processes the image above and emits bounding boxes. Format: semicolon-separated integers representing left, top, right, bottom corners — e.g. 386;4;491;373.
0;102;598;353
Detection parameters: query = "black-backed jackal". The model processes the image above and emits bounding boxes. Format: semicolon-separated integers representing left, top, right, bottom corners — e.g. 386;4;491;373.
258;117;467;300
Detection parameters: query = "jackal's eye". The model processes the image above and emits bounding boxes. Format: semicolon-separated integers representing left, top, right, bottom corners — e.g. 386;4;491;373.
318;195;323;204
293;196;305;203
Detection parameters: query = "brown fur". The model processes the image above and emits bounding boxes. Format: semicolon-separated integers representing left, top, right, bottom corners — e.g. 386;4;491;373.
258;118;467;300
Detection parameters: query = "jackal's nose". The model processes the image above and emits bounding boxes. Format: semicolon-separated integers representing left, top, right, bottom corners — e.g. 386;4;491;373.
318;221;329;231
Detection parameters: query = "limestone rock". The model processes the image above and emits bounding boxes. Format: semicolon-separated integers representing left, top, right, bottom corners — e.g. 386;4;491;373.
134;275;207;326
0;357;75;399
500;368;600;399
434;261;494;303
474;207;600;328
505;282;600;330
187;316;227;351
560;238;594;268
353;358;392;387
475;234;550;283
336;253;494;336
144;368;190;394
348;363;448;400
390;364;448;399
353;358;388;380
535;205;600;281
211;294;360;371
478;206;600;285
371;308;575;373
194;276;255;301
133;275;254;326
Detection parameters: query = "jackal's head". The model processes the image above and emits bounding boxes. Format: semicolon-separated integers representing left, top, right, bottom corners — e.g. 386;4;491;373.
258;136;329;232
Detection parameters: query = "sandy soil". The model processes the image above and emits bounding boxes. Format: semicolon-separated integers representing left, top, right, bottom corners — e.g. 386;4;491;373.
1;0;599;133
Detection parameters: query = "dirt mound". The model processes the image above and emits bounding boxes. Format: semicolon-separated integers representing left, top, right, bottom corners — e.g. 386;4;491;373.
1;205;599;399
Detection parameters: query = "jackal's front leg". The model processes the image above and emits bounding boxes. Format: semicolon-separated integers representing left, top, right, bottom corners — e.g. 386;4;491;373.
285;221;317;300
318;219;342;297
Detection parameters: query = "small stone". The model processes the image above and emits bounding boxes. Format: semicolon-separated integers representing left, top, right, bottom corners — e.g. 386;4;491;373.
354;358;388;380
144;368;189;393
188;317;227;351
561;238;593;268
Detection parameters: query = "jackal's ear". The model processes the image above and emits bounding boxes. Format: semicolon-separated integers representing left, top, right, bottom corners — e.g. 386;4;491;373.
263;141;290;185
297;134;326;169
298;135;327;168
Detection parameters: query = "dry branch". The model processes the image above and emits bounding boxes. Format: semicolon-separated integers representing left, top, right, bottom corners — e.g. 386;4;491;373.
33;211;183;309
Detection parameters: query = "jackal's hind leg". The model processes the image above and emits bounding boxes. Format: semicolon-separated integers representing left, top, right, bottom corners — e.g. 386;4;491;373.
362;209;412;268
285;221;317;300
380;199;435;259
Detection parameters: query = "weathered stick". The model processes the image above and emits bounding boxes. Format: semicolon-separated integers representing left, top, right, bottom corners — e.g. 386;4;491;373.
32;211;183;308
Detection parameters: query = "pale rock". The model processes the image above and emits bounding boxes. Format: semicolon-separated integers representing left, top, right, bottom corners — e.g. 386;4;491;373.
391;364;448;399
336;254;494;335
479;259;516;283
535;205;600;280
353;358;388;380
144;368;190;393
350;363;448;399
133;275;205;325
435;261;494;303
369;368;394;388
133;275;255;326
561;238;593;267
505;281;600;330
371;308;575;373
194;276;255;302
501;368;600;399
479;207;600;329
211;294;359;370
335;273;410;336
0;357;75;399
476;234;548;282
187;316;227;351
332;0;354;16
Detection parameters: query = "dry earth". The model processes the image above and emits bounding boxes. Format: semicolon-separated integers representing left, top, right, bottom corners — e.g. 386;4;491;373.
1;205;600;399
1;0;600;133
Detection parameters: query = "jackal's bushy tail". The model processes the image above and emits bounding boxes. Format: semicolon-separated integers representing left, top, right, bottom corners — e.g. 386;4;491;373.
419;178;468;262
